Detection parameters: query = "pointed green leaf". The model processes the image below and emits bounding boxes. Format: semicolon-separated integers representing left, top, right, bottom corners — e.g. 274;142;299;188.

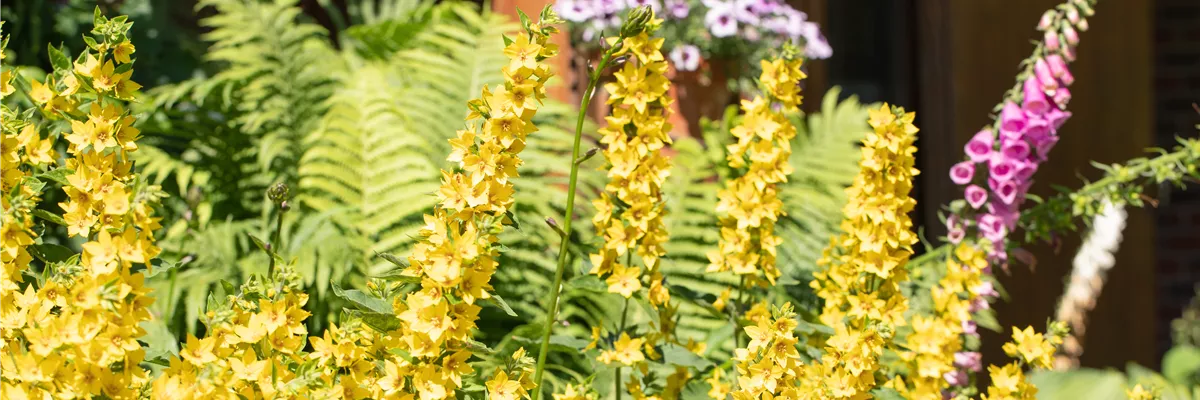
331;282;393;314
486;294;518;317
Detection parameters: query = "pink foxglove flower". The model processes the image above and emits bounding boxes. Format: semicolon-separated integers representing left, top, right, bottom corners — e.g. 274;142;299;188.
964;129;995;162
950;161;975;185
965;185;988;210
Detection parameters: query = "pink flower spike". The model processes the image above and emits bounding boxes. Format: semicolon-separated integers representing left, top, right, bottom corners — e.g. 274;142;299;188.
1022;77;1050;115
1054;86;1072;108
965;129;995;162
1046;108;1072;130
962;320;979;337
1014;160;1038;181
1034;58;1058;92
944;371;968;387
1063;24;1079;46
1044;30;1060;52
969;296;990;312
1000;102;1027;134
990;159;1017;182
1025;116;1051;142
1002;138;1031;160
1046;54;1068;77
948;227;965;244
965;185;988;209
1035;135;1059;161
950;161;975;185
1063;44;1077;62
954;352;983;372
1059;66;1075;86
995;180;1019;204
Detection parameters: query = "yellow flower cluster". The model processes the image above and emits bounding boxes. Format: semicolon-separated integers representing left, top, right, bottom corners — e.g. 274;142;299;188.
589;26;673;308
707;57;806;286
979;323;1066;400
892;243;990;399
727;303;804;399
387;20;558;400
801;104;919;398
1126;384;1160;400
1;17;163;399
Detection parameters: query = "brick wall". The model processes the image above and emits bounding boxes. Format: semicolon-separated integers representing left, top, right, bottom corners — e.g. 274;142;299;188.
1155;0;1200;359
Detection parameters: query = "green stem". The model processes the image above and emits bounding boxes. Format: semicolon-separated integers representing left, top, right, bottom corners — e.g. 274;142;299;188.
615;296;630;400
531;38;624;399
268;206;285;278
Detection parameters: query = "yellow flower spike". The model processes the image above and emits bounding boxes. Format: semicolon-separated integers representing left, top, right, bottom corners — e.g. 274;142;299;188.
708;54;804;287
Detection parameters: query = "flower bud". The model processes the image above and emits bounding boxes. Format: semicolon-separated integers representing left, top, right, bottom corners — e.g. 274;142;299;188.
1044;30;1060;52
268;182;290;206
1066;5;1080;24
621;5;654;38
1037;10;1056;31
1062;24;1079;46
1076;17;1089;32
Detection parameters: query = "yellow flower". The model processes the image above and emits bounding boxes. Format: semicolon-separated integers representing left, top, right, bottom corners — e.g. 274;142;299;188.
113;41;136;63
486;370;522;400
502;35;542;73
599;333;645;366
1126;384;1159;400
606;264;642;298
1003;326;1056;369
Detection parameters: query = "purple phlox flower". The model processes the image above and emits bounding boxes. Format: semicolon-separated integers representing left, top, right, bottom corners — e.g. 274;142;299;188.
965;185;988;210
763;16;790;35
1022;77;1050;116
626;0;662;14
1000;102;1027;135
964;129;995;162
705;2;739;38
954;352;983;372
669;45;702;72
781;7;806;38
799;21;832;59
733;0;761;24
557;0;595;22
944;371;969;387
665;0;689;18
950;161;975;185
743;26;761;42
597;0;625;14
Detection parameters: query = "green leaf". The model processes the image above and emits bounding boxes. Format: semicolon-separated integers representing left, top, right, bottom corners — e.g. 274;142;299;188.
372;269;421;284
516;9;531;30
486;294;518;317
32;209;67;227
973;309;1001;332
36;168;71;186
47;44;70;71
701;323;735;356
145;261;181;279
376;252;409;268
661;343;713;369
34;243;74;263
350;310;401;332
502;34;514;47
871;388;905;400
550;335;591;350
1162;344;1200;385
565;275;607;293
331;282;393;314
93;7;105;29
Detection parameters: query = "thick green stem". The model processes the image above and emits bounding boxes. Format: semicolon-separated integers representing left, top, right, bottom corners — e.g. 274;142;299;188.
531;39;624;399
268;206;285;278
